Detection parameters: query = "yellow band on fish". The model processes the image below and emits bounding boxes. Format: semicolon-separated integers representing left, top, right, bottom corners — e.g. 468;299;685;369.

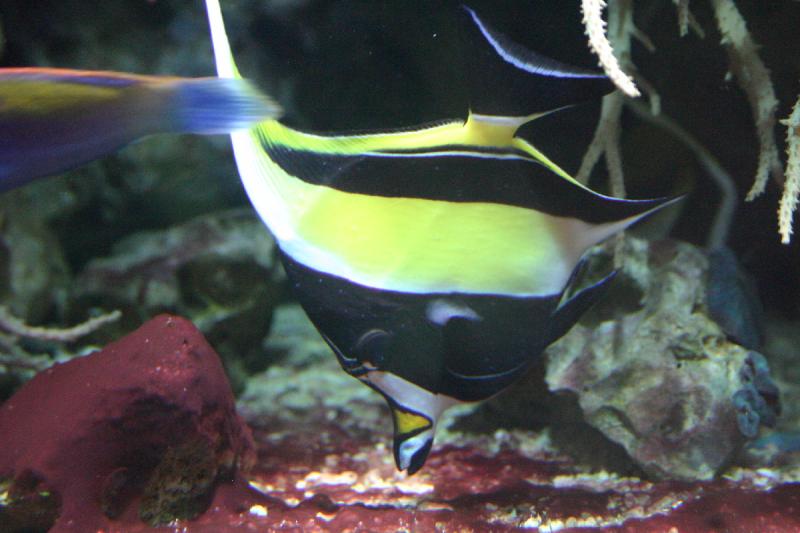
392;406;433;437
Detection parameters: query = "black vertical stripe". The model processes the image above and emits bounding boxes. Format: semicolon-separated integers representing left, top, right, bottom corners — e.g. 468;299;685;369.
281;252;596;402
263;141;670;224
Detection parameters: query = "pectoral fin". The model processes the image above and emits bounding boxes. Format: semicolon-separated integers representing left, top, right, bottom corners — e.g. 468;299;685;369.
546;268;617;343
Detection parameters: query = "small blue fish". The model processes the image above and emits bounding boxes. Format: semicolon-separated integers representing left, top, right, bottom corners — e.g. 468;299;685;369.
0;68;281;191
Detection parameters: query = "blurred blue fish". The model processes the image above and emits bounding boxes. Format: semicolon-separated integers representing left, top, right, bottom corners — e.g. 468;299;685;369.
0;68;281;191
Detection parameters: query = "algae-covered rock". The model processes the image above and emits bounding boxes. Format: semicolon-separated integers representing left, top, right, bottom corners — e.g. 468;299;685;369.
546;238;780;481
138;437;220;526
0;196;69;324
70;209;283;388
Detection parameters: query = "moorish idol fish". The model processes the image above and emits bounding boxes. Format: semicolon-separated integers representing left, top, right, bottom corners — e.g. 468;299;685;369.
205;0;678;474
0;68;280;191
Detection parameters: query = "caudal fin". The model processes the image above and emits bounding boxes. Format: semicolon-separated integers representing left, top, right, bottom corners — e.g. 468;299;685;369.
0;67;279;193
460;5;613;117
169;77;281;134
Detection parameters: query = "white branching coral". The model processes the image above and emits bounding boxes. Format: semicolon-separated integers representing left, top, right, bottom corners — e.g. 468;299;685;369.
580;0;640;97
673;0;706;38
577;92;625;191
0;306;121;343
628;100;737;251
779;97;800;244
674;0;690;36
578;0;799;244
0;308;121;374
577;0;635;187
710;0;782;203
578;0;641;268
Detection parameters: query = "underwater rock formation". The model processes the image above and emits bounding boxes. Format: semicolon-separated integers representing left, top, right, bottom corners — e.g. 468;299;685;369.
743;317;800;468
0;259;791;531
0;314;255;532
71;209;283;389
546;238;780;481
231;309;800;531
0;197;69;324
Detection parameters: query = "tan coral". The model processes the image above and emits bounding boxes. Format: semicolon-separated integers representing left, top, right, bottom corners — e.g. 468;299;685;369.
779;96;800;243
580;0;640;97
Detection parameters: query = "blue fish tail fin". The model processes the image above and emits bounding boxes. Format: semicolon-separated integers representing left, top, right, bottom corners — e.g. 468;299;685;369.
167;77;281;134
460;5;613;118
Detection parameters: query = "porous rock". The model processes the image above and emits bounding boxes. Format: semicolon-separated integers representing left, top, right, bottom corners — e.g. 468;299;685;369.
0;314;255;532
546;238;779;481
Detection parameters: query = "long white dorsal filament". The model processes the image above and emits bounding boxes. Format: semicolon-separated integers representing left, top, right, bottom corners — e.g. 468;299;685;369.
205;0;237;79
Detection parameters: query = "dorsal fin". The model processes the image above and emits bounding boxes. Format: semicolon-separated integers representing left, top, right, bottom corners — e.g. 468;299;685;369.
205;0;241;79
460;5;613;118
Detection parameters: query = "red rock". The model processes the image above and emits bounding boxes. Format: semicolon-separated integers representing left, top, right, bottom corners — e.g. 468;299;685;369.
0;314;256;532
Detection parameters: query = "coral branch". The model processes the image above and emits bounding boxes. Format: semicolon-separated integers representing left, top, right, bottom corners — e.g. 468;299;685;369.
673;0;705;39
0;307;121;343
580;0;640;97
627;100;737;250
578;93;627;192
604;104;626;200
633;74;661;117
710;0;782;201
674;0;690;37
576;0;638;188
778;95;800;244
0;351;50;372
